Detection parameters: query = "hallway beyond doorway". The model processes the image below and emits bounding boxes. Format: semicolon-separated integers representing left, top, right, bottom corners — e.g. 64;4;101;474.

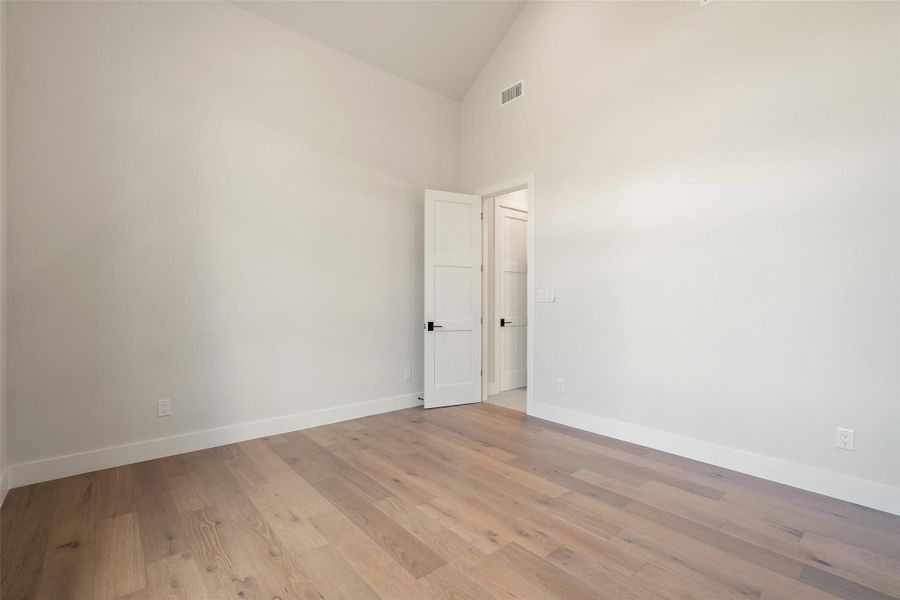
484;387;526;412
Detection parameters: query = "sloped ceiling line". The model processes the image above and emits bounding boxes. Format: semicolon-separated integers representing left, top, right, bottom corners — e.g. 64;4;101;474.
234;1;525;100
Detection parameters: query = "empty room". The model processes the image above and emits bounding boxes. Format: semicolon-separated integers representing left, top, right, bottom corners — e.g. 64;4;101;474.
1;0;899;598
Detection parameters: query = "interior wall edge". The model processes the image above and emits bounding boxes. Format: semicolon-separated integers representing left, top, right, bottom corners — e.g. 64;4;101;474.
530;401;900;516
8;391;422;490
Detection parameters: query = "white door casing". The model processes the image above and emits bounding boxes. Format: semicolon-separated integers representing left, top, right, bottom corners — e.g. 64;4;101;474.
424;190;482;408
495;203;528;392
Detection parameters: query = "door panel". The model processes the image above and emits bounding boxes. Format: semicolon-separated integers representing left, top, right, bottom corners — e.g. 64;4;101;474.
435;201;474;257
424;190;482;408
435;331;473;386
504;271;527;316
495;205;528;392
435;266;472;322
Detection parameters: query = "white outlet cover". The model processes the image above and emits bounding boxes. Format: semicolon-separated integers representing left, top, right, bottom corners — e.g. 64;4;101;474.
836;427;855;451
158;398;171;417
403;368;412;382
556;379;565;392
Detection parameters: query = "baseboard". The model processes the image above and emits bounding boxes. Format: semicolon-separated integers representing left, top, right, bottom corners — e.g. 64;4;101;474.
529;401;900;516
0;468;8;507
9;392;423;489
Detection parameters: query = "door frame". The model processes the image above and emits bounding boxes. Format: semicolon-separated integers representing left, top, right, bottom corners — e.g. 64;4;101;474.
474;174;535;415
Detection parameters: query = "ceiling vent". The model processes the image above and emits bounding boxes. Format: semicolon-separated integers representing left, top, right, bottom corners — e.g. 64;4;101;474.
500;80;524;107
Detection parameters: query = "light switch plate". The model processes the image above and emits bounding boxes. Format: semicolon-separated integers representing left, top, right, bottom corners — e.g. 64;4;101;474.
538;289;551;303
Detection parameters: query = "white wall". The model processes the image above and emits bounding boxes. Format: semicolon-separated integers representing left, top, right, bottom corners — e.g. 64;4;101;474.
462;2;900;511
5;0;899;515
0;0;8;504
6;1;458;482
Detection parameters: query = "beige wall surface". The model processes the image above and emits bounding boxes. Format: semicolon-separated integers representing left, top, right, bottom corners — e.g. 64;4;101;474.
6;1;458;466
1;0;8;501
462;1;900;487
4;0;899;508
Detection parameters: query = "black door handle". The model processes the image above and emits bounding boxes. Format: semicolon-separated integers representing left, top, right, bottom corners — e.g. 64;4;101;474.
426;321;443;331
501;318;512;327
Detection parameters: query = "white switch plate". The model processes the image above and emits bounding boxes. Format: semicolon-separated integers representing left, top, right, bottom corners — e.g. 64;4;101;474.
403;368;412;382
556;378;565;393
157;398;171;417
538;289;551;303
836;428;854;451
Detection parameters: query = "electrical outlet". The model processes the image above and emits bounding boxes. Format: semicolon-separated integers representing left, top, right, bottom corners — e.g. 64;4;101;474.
538;289;559;303
556;378;565;393
836;428;854;451
403;368;412;382
157;398;171;417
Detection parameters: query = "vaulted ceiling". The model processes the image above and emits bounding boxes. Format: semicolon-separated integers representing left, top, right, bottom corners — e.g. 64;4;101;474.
234;1;525;100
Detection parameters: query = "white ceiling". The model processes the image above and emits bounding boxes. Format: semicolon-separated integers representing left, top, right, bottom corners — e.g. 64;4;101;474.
234;1;525;100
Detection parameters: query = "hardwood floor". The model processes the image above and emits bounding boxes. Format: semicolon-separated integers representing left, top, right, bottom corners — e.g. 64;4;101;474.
3;402;900;599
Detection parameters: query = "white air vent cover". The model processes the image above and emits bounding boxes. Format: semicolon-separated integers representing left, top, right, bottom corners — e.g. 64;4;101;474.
500;80;524;106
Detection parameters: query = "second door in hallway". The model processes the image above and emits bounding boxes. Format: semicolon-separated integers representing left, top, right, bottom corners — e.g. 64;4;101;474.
495;198;528;392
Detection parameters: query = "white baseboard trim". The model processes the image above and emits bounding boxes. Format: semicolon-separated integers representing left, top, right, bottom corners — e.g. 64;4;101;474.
0;468;9;507
9;392;423;489
530;401;900;516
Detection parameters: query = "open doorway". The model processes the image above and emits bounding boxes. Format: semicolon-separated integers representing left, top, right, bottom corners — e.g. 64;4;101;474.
481;185;529;413
422;177;533;413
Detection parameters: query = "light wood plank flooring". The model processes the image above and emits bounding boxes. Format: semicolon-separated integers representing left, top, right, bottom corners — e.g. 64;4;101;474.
3;402;900;599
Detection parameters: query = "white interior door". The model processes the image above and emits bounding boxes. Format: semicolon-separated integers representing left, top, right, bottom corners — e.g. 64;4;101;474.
424;190;482;408
495;204;528;392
